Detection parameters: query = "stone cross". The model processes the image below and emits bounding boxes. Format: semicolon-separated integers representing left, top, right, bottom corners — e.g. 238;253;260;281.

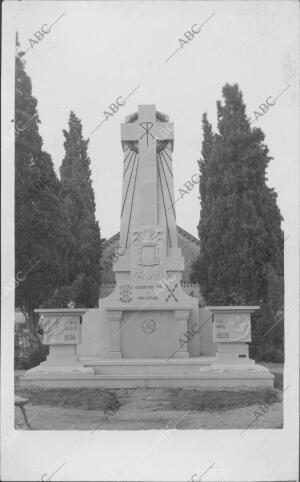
121;105;174;225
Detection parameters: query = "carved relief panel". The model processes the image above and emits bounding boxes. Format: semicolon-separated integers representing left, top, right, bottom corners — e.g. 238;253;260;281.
131;226;166;283
213;313;251;343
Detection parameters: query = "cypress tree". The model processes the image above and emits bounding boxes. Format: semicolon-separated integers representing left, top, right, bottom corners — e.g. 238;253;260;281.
198;112;215;224
15;36;67;350
47;112;101;307
191;84;284;360
191;113;215;292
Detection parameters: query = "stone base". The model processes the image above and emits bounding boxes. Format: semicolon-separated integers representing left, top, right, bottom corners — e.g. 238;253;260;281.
199;364;270;373
109;352;122;359
212;355;255;364
20;357;274;388
22;364;94;377
21;343;95;377
173;351;189;358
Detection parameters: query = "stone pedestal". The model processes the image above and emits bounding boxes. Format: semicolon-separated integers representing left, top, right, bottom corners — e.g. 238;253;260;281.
206;306;263;369
22;309;94;377
44;344;80;366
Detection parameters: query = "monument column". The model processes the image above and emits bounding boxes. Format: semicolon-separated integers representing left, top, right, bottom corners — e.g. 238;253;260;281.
107;310;123;358
174;310;190;358
120;105;174;250
135;105;158;226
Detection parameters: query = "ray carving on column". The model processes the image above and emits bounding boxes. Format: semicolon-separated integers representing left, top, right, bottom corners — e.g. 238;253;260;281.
160;147;173;178
123;149;135;178
158;150;176;218
125;152;139;248
121;150;138;218
157;152;172;248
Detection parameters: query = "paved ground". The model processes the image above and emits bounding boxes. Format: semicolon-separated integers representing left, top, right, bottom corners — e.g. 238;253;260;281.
15;363;284;431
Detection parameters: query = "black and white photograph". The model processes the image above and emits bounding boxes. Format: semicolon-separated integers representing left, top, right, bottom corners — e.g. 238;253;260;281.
1;1;299;481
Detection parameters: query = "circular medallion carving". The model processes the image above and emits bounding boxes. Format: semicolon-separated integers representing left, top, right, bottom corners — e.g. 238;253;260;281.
142;319;156;335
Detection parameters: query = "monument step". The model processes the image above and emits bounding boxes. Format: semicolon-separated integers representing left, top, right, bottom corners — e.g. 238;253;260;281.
79;357;215;364
20;368;274;388
80;357;214;376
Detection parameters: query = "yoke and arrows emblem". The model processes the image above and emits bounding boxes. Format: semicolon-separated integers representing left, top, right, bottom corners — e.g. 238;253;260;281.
139;122;155;147
165;283;178;302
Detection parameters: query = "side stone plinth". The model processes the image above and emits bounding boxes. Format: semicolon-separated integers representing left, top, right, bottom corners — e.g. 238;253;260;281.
205;306;274;385
21;309;94;383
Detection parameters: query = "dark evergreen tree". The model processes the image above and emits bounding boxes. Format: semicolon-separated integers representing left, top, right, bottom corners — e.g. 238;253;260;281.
15;36;67;356
46;112;101;307
191;84;284;360
198;112;215;225
192;113;215;293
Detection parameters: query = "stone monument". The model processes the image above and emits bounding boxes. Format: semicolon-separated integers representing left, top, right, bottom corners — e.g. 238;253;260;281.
21;105;274;388
100;105;199;361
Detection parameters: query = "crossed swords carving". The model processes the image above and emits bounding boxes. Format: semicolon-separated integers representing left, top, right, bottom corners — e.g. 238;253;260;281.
165;283;178;303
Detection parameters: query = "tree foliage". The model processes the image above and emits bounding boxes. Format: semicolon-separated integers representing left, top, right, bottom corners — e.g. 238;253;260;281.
191;84;284;361
44;112;102;308
15;38;102;369
15;38;67;336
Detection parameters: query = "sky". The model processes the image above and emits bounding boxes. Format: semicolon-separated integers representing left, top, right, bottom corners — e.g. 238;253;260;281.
9;0;299;239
